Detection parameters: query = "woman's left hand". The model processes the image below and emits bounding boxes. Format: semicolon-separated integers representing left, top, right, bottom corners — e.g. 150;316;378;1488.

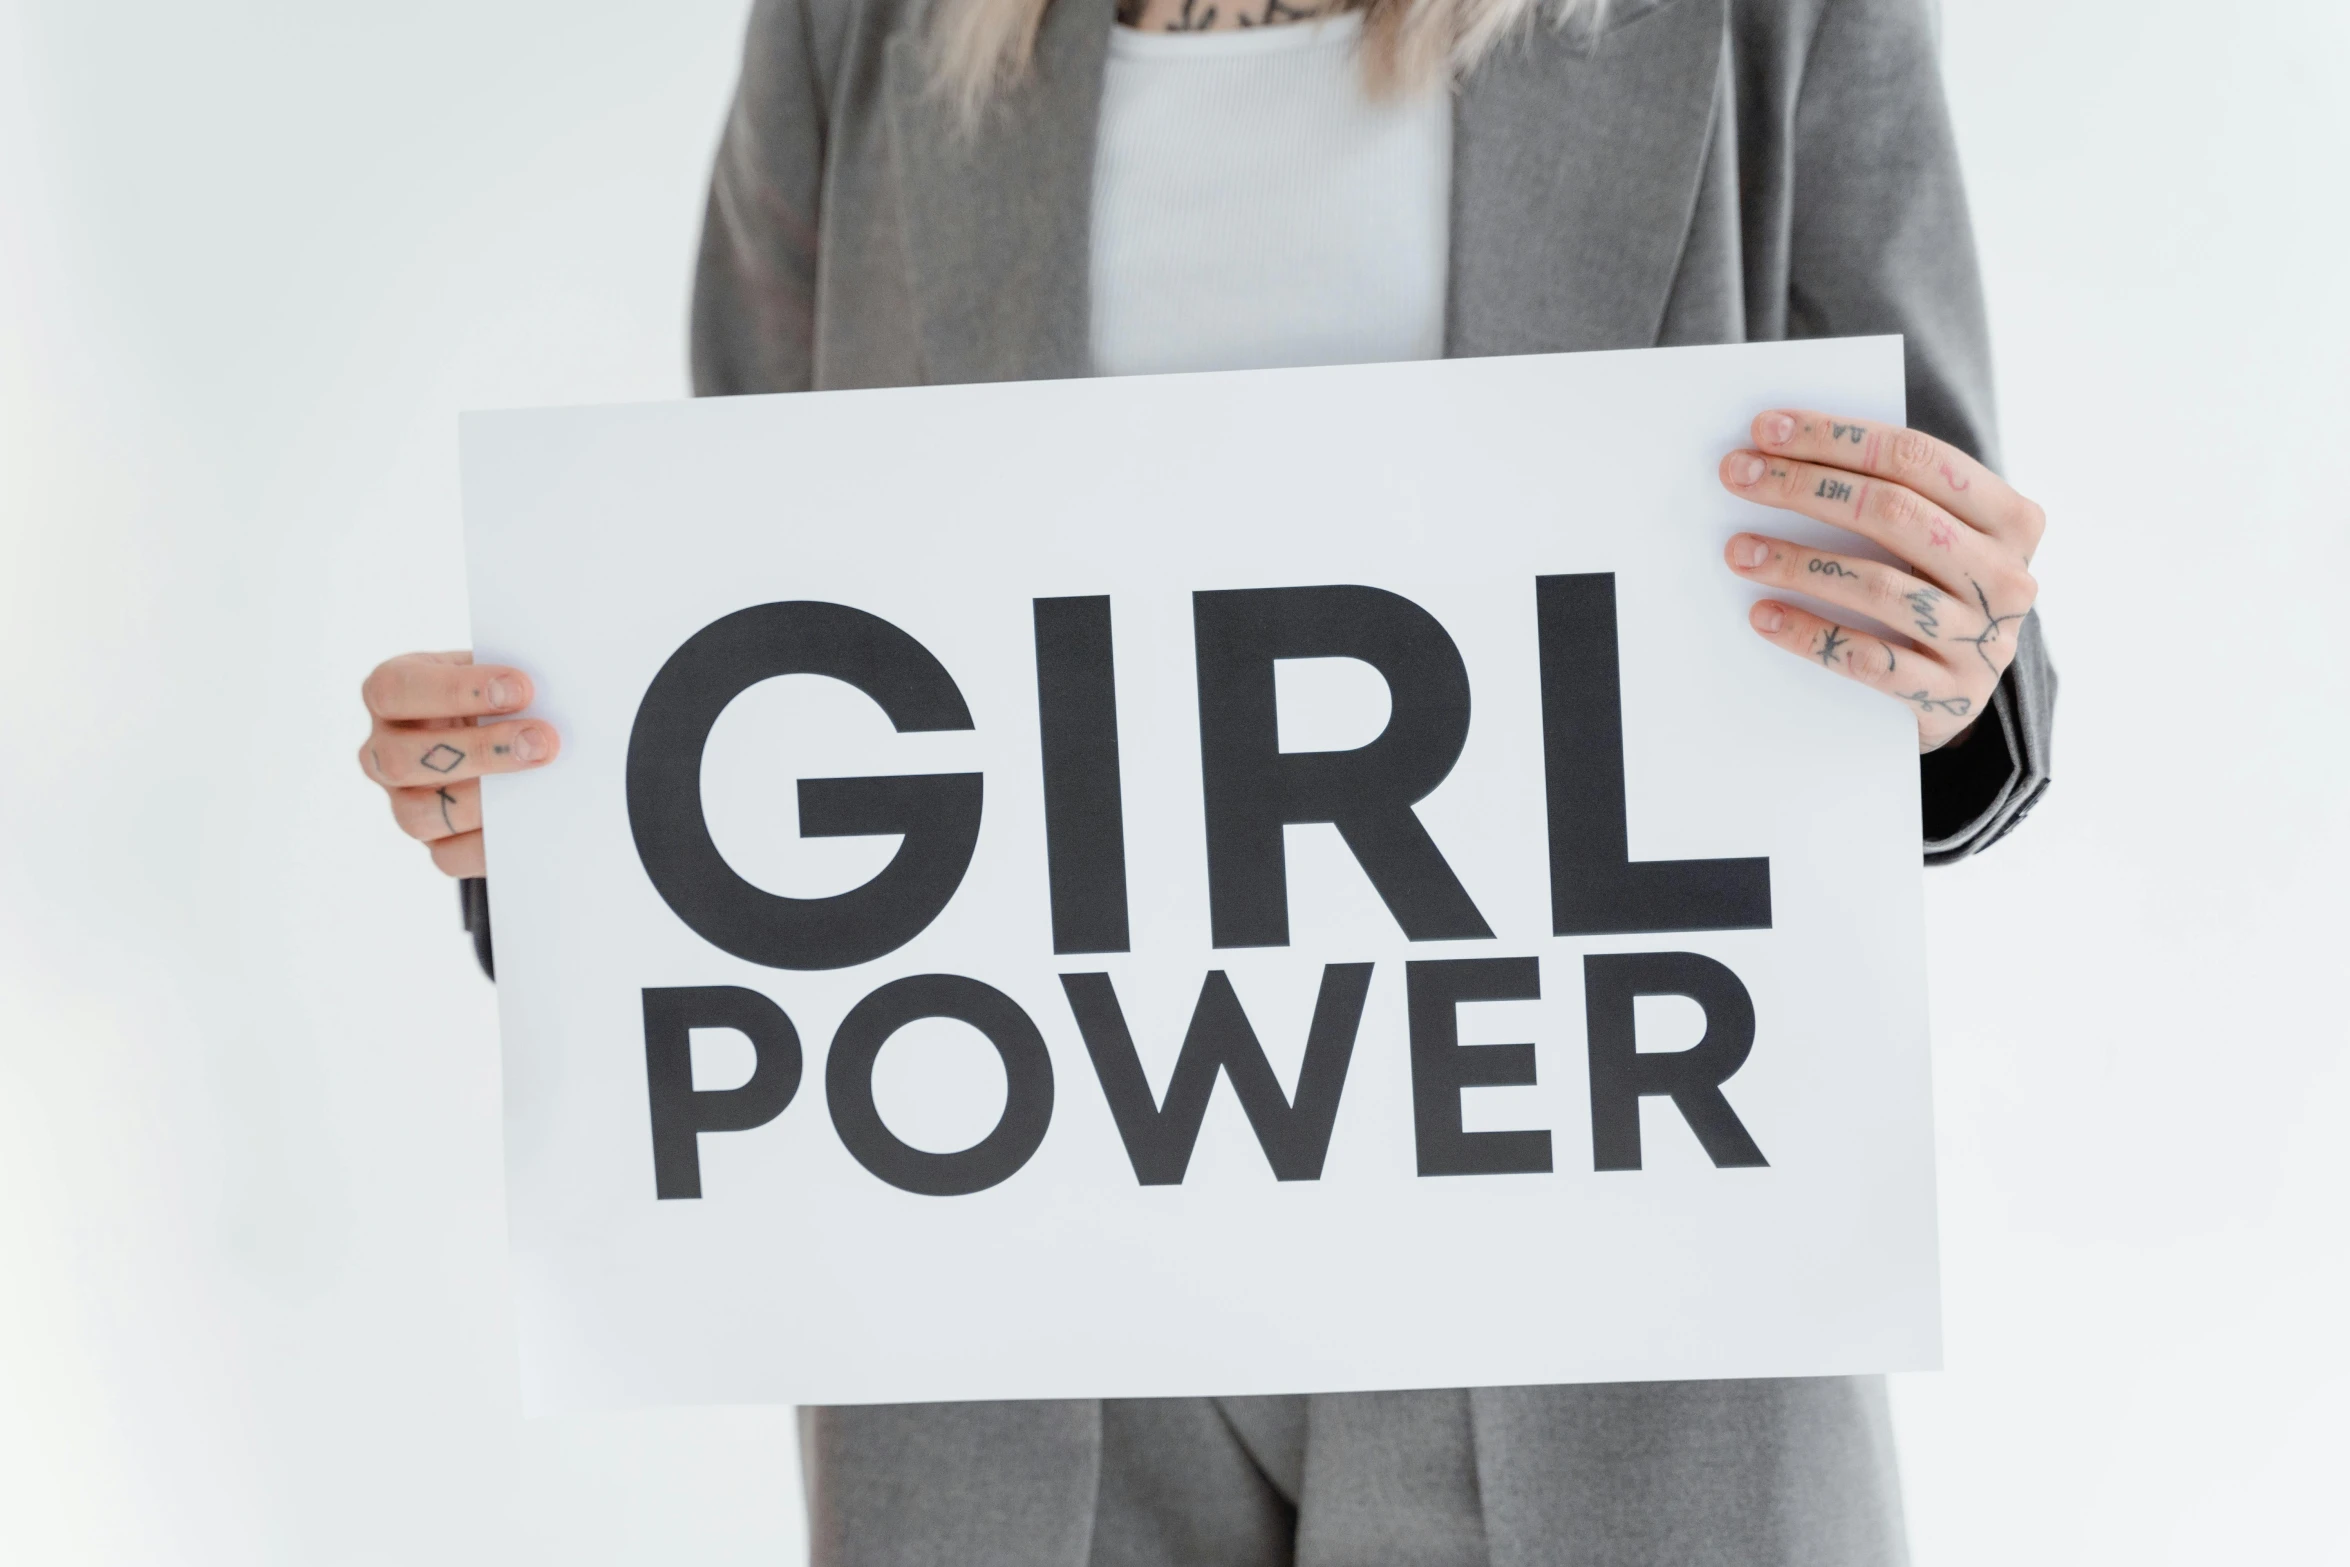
1717;409;2045;752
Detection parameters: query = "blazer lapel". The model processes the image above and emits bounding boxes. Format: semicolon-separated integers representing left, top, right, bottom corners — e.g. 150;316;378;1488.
884;0;1113;385
885;0;1722;378
1448;0;1729;356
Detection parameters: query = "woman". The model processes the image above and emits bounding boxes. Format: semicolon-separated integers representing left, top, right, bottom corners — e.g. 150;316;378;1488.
360;0;2054;1559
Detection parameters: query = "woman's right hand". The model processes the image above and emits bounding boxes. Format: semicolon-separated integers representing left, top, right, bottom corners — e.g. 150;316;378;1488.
358;650;561;879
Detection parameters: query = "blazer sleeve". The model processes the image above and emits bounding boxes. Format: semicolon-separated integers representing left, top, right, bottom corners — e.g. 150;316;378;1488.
689;0;828;396
1787;0;2055;862
460;876;494;979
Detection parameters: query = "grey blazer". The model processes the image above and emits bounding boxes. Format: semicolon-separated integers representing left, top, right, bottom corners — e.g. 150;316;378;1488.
482;0;2059;1559
689;0;2053;863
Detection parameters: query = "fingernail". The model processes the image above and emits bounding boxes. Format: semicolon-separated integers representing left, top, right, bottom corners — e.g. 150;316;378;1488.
487;677;521;710
1729;453;1767;486
1759;413;1796;446
1730;536;1771;569
512;726;550;764
1751;602;1786;633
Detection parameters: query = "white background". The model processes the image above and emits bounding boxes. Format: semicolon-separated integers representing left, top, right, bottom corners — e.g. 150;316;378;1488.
0;0;2341;1560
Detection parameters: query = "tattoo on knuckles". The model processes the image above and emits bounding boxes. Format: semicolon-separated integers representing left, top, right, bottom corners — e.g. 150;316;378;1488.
1905;588;1942;640
1815;477;1854;504
1814;420;1870;469
1957;578;2027;675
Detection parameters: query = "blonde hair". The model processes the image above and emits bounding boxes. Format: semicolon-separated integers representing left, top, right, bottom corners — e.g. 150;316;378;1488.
929;0;1608;127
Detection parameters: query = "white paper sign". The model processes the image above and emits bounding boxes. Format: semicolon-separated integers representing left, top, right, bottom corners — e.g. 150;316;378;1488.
463;339;1936;1416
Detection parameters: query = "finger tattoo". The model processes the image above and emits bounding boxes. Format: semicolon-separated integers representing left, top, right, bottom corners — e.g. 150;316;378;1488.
1905;588;1942;640
1958;578;2027;675
1808;559;1860;580
1817;625;1850;667
1902;691;1973;717
437;787;457;833
418;742;465;774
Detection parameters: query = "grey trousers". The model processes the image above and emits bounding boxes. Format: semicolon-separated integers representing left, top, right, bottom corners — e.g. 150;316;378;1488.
802;1378;1909;1566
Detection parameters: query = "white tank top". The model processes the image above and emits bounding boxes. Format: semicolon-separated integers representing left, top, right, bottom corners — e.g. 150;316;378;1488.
1087;13;1454;378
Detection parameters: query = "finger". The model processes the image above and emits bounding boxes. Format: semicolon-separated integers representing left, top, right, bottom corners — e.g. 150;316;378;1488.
360;718;558;787
1746;598;1945;704
389;779;481;843
1724;534;1968;662
361;652;533;723
1719;451;2004;593
1748;599;1985;748
1749;410;2046;553
429;830;486;878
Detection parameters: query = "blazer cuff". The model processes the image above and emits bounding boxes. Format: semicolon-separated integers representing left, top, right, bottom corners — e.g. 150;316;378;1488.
1921;609;2056;864
459;876;495;980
